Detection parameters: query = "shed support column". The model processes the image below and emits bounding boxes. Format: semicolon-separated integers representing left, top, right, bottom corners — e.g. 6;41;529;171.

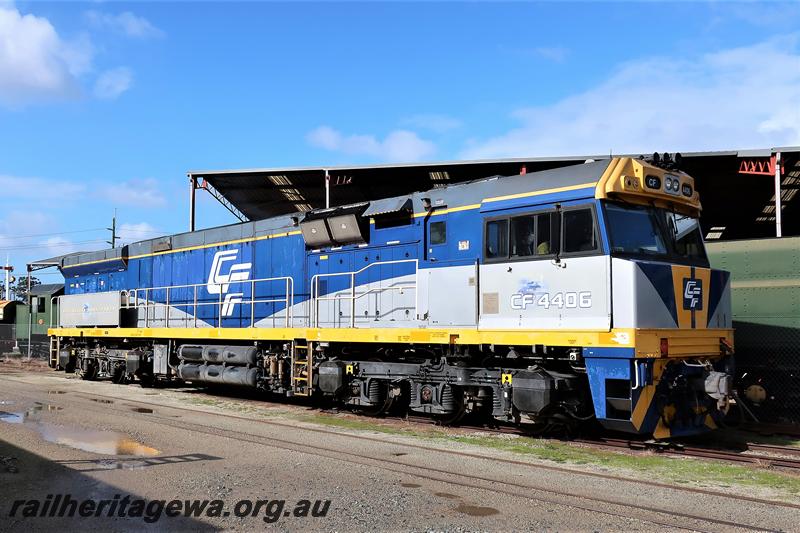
775;152;782;238
26;264;31;360
325;169;330;209
189;175;197;232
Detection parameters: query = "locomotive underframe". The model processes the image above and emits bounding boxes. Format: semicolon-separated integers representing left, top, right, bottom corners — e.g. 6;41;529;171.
55;333;730;436
58;336;594;428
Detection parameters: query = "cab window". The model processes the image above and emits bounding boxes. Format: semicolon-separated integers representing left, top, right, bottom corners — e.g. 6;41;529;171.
510;215;536;257
562;208;598;254
535;212;558;256
485;219;508;259
430;221;446;245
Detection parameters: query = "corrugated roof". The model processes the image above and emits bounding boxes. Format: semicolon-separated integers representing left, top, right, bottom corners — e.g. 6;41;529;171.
29;284;64;296
191;147;800;221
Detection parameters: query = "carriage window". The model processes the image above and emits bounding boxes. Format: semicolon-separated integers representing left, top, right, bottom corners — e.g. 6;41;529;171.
485;219;508;259
430;221;446;245
510;215;536;257
562;208;597;253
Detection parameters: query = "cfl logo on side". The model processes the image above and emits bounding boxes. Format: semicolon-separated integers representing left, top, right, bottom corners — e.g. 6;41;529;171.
207;249;252;317
682;278;703;310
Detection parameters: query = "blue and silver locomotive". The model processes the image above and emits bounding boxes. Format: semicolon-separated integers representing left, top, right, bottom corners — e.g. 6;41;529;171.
50;156;734;438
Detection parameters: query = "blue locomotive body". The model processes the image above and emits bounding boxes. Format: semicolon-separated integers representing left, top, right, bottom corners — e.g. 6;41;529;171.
51;157;734;438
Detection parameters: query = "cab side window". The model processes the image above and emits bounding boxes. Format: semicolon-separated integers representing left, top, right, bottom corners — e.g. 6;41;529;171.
535;212;558;256
485;219;508;259
562;208;598;254
430;221;446;245
510;215;535;257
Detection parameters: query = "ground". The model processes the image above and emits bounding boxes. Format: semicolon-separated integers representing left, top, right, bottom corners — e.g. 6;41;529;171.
1;360;799;532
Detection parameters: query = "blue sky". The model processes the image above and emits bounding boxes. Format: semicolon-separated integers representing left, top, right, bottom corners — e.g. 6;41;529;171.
1;1;799;283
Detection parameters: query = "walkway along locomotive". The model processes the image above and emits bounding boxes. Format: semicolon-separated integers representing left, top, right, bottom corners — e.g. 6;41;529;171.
47;157;734;438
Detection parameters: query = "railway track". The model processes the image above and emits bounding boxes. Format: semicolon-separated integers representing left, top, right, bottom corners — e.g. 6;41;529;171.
79;381;800;473
1;385;777;532
5;375;800;530
576;437;800;472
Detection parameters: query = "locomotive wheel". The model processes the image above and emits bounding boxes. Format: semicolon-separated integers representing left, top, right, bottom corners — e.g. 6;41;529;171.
111;364;128;385
78;361;98;381
358;395;395;417
433;404;467;426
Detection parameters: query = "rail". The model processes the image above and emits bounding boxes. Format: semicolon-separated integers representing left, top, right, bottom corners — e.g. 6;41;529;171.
310;259;418;328
127;277;294;328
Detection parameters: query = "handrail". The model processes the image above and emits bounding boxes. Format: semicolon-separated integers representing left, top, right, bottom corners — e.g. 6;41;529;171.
311;259;418;327
127;276;294;329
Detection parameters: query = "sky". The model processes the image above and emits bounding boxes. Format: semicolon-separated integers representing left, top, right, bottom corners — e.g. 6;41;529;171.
1;1;799;283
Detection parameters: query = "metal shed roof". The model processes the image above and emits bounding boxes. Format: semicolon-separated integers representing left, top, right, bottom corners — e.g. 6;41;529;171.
189;147;800;222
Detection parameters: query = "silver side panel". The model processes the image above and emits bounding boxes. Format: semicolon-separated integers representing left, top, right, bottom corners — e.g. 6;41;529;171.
424;264;478;327
478;256;611;330
59;291;124;327
611;258;677;329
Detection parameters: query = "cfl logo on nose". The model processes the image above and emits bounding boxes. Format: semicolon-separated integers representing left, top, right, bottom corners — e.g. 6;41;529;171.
682;278;703;310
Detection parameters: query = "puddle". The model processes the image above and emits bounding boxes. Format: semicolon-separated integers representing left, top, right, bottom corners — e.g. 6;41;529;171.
90;398;114;404
0;411;23;424
0;403;61;424
434;492;460;500
130;407;154;414
1;405;159;457
39;425;159;456
454;503;499;517
400;482;421;488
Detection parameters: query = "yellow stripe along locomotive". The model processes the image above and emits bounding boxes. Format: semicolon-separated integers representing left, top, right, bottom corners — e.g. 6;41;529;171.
49;156;734;438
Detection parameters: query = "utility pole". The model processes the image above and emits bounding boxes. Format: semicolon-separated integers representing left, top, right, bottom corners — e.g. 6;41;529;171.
2;256;12;301
107;210;118;248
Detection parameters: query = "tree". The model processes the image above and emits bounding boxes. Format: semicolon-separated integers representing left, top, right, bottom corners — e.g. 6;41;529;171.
12;276;41;302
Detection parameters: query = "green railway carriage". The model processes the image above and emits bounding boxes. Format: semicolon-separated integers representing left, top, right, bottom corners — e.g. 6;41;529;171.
15;284;63;357
707;237;800;422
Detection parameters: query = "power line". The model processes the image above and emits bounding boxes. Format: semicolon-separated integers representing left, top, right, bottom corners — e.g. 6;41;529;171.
0;239;108;252
0;227;107;240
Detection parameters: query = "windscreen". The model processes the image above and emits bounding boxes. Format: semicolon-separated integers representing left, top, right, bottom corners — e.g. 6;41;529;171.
604;202;708;266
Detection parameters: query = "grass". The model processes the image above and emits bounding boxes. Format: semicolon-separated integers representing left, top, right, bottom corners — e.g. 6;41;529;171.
175;395;800;500
446;434;800;498
302;412;800;500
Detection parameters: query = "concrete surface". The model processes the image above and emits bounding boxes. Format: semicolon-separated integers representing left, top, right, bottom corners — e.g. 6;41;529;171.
1;366;798;532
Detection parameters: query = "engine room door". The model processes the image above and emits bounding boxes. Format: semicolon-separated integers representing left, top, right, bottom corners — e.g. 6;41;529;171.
307;251;353;328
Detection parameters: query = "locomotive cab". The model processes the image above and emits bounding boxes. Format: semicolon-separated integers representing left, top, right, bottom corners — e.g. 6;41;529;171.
592;158;734;437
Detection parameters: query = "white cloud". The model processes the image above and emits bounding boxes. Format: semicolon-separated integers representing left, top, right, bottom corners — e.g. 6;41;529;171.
41;236;77;258
98;178;166;208
0;5;94;106
85;10;164;39
402;114;462;133
117;222;161;244
307;126;436;162
0;175;85;200
462;35;800;159
93;67;133;99
530;46;569;63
